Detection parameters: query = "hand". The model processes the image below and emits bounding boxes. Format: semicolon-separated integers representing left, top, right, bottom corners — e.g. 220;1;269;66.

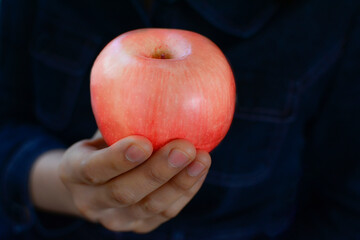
58;133;211;233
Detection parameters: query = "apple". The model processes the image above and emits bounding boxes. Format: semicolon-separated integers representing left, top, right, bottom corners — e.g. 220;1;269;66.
90;28;236;152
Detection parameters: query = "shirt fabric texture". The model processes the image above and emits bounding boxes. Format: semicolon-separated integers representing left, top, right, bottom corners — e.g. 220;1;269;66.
0;0;360;239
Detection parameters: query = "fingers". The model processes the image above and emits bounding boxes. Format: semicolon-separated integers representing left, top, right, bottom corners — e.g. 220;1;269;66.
97;164;209;233
133;173;208;234
60;136;153;185
130;151;211;219
103;139;197;207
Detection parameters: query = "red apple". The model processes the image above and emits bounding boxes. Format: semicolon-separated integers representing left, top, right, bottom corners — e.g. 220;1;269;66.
90;28;236;152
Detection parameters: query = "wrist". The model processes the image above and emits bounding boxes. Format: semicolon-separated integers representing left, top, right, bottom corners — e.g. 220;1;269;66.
30;149;79;216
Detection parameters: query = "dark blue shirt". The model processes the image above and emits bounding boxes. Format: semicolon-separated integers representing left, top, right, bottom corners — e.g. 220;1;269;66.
1;0;360;239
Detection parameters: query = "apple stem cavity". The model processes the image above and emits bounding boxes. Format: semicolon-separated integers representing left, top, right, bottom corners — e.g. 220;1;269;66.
151;48;172;59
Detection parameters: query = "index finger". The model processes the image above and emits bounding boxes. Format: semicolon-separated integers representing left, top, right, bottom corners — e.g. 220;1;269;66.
67;136;153;185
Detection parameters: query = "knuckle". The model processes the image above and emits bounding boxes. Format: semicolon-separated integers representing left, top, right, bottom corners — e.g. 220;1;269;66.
144;166;168;186
111;187;137;206
80;159;99;184
169;178;193;193
141;198;163;215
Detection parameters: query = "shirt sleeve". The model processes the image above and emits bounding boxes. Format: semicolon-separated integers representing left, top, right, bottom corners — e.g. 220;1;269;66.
279;9;360;240
0;0;83;236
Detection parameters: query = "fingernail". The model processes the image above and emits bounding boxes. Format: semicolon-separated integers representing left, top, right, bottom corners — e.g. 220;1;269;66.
168;149;189;168
125;145;147;163
187;162;206;177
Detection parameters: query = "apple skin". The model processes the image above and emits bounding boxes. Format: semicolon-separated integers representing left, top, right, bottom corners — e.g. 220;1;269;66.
90;28;236;152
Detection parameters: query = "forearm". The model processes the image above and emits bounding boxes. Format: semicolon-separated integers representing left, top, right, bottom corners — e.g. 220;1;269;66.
30;149;80;217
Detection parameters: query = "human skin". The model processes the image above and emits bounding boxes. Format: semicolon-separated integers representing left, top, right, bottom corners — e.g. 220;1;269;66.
30;131;211;233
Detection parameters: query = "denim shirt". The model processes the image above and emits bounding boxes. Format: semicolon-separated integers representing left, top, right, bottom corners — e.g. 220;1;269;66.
1;0;360;239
